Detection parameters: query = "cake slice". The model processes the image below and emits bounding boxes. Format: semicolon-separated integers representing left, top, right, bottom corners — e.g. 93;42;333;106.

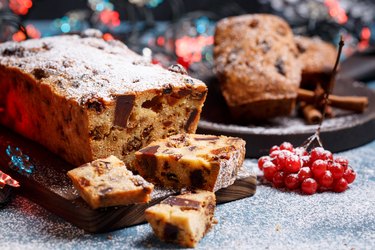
0;30;207;169
67;155;153;209
135;134;245;191
145;190;216;248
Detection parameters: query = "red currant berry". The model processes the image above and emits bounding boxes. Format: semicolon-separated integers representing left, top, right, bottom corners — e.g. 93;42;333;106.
280;142;294;152
343;167;356;184
270;150;282;166
284;154;301;173
272;150;291;171
297;167;312;181
285;173;300;190
334;157;349;170
311;159;327;178
328;162;344;179
269;145;280;154
294;147;308;157
301;155;311;167
272;171;285;188
322;150;333;161
301;178;318;195
319;170;334;188
263;161;277;182
333;178;348;193
258;156;271;171
310;147;333;162
310;147;325;162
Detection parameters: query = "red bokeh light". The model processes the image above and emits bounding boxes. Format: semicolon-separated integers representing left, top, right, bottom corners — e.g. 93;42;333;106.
175;35;213;68
12;24;41;42
99;10;121;27
9;0;33;15
358;27;371;51
361;27;371;40
325;0;348;24
156;36;165;46
103;33;114;41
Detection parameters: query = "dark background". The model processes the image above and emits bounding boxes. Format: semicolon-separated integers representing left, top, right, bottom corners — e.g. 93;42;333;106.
26;0;262;20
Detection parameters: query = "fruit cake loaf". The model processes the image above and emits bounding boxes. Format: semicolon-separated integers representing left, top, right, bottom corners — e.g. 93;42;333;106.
145;190;216;247
294;35;337;89
214;14;301;121
67;155;153;209
0;30;207;168
135;133;245;191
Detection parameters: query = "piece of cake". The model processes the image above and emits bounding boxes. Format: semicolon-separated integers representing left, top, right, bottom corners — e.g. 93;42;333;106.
0;30;207;169
135;134;245;191
214;14;301;121
145;190;216;248
67;155;153;209
294;35;337;89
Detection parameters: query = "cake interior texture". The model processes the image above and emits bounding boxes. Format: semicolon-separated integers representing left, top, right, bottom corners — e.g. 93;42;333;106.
145;190;216;247
67;155;154;209
0;33;207;169
135;134;245;191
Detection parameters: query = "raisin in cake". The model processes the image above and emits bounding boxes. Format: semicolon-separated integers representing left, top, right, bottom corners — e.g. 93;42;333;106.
145;190;216;247
67;155;153;209
0;30;207;169
135;134;245;191
214;14;301;121
294;35;337;89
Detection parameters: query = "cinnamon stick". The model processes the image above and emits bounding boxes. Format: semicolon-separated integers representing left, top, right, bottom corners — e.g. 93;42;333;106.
297;88;368;113
300;102;322;124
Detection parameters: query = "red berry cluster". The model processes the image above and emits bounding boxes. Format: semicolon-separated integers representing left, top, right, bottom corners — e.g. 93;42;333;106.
258;142;356;195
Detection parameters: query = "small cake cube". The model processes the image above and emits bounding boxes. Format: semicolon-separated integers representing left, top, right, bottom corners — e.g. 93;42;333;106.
145;190;216;247
135;134;245;191
67;155;153;209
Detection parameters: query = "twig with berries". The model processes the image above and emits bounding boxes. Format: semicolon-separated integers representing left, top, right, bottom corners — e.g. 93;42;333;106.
302;36;344;149
258;37;357;195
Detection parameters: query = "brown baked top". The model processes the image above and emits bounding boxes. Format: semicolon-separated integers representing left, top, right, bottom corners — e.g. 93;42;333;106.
0;32;206;104
294;35;337;74
214;14;301;105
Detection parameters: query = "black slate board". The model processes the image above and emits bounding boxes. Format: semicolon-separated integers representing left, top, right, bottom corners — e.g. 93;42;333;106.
197;77;375;158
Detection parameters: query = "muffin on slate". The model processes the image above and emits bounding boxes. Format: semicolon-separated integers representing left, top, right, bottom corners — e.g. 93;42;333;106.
214;14;301;121
294;35;337;89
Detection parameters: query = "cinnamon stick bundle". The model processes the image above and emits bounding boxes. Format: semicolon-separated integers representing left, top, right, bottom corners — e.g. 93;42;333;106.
300;102;322;124
297;88;368;113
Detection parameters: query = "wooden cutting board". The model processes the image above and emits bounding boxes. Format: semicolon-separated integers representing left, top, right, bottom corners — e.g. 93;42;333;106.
0;126;256;233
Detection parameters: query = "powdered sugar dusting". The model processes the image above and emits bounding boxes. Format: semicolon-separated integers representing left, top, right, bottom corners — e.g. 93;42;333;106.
0;35;205;104
0;141;374;249
200;107;372;135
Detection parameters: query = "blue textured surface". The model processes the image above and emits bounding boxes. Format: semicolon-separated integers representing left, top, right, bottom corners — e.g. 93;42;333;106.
0;82;374;249
0;141;374;249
